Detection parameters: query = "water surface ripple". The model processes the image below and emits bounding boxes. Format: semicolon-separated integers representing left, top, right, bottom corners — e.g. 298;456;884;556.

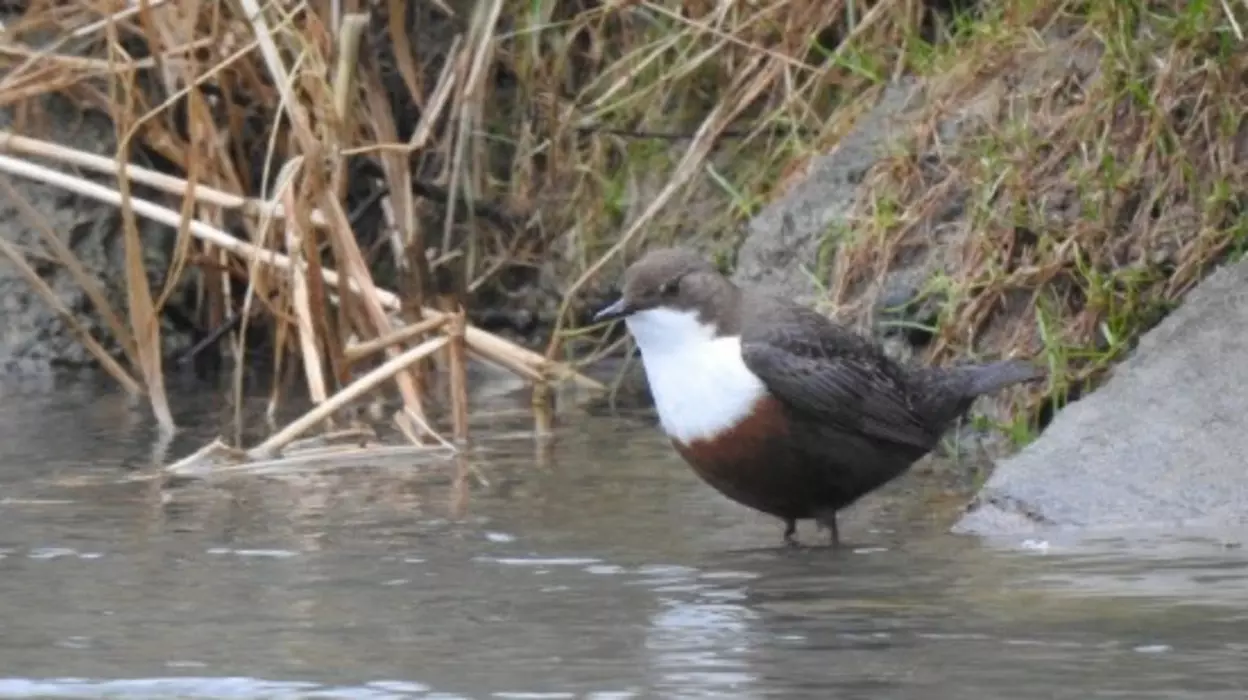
0;376;1243;699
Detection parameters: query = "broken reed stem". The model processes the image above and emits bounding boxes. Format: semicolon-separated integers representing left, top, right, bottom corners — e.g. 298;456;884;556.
447;308;470;444
247;334;450;460
345;315;447;364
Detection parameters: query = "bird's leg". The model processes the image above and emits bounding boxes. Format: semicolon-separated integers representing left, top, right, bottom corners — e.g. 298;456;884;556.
815;511;841;549
782;518;799;547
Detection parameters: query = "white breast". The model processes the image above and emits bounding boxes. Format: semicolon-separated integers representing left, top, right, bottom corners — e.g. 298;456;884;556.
624;307;767;444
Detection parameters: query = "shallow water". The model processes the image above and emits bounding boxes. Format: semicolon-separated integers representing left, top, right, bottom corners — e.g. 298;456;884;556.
0;375;1246;699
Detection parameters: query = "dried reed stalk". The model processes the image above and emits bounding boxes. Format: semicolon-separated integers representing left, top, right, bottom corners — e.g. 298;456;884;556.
0;147;596;467
0;130;332;228
447;308;470;443
108;28;175;433
345;315;447;364
247;334;450;460
278;161;329;406
328;13;368;202
0;152;601;389
237;0;433;437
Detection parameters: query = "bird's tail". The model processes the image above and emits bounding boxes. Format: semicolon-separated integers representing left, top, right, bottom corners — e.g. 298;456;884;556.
962;359;1046;398
911;358;1045;427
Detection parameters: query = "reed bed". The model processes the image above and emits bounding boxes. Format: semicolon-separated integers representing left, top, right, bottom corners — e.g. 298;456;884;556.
0;0;912;470
1;0;620;470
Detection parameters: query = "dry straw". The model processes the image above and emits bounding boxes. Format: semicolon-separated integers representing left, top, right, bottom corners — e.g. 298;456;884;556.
0;0;617;474
0;0;914;472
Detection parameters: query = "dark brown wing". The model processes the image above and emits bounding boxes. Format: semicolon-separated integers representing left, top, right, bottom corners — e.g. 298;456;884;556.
739;301;939;451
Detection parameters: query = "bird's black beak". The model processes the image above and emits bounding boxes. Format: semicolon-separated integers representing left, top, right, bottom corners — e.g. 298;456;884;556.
593;298;631;323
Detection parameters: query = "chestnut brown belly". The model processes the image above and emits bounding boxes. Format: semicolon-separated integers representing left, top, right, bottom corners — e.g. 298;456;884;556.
675;441;820;519
671;395;825;519
670;395;920;520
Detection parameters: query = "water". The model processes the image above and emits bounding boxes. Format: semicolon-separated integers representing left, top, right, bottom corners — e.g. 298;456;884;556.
0;374;1245;699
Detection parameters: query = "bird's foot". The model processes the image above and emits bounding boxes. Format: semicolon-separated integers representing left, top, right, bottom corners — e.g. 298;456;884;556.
782;518;800;548
815;512;841;550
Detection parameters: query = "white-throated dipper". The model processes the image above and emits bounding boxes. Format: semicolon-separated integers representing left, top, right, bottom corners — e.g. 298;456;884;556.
594;247;1044;548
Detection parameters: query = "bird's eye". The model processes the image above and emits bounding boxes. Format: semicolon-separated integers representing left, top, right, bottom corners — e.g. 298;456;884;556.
659;279;679;297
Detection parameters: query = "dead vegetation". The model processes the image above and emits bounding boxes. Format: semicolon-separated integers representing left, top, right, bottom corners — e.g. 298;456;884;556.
0;0;927;469
0;0;1241;465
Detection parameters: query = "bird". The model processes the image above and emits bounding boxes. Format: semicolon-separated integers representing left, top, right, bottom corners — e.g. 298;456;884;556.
593;247;1043;548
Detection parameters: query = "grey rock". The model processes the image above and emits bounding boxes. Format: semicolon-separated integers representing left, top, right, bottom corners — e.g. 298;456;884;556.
732;81;923;305
955;254;1248;537
0;95;189;376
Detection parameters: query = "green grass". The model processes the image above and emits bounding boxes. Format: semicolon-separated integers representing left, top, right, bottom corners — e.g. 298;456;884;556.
820;0;1248;444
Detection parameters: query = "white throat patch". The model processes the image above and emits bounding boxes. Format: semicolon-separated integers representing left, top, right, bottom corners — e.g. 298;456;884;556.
624;307;767;444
